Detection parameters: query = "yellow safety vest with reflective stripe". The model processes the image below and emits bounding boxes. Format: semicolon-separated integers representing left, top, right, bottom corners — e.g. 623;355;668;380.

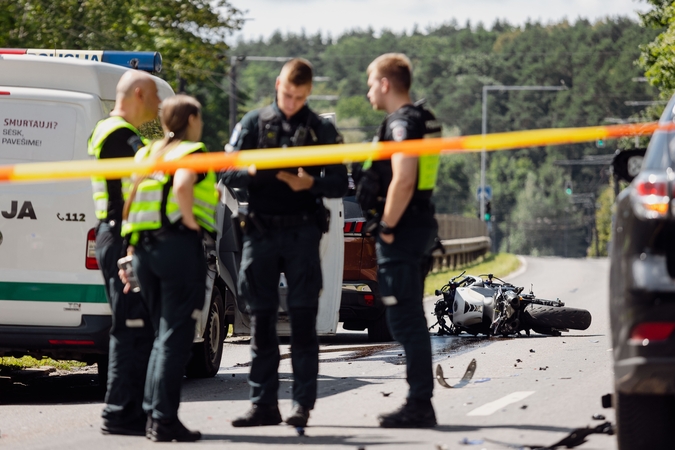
121;141;218;244
361;154;439;191
87;116;146;220
417;154;440;190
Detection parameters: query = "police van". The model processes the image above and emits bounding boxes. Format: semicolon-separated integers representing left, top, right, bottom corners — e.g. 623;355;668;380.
0;50;345;380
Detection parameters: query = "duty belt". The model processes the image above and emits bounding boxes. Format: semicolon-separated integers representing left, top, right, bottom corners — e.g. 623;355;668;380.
256;211;314;228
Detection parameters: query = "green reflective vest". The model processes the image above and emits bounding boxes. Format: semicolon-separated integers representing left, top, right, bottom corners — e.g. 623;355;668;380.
361;154;439;192
417;154;440;191
87;116;146;220
121;141;218;244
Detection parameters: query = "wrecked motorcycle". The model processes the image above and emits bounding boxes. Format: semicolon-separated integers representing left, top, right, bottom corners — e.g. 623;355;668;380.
429;272;592;337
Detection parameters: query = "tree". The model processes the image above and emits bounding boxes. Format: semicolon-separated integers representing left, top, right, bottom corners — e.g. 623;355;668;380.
0;0;243;150
638;1;675;93
0;0;243;85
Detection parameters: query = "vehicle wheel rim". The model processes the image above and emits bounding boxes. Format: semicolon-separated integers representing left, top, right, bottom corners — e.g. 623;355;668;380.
208;303;220;362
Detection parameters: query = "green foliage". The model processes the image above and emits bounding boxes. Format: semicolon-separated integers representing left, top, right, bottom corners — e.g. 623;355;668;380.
588;184;614;257
638;1;675;93
0;0;243;85
0;356;86;371
0;0;243;151
231;17;658;255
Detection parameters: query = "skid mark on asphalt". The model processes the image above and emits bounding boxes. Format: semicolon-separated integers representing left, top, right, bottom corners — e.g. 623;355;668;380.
467;391;535;416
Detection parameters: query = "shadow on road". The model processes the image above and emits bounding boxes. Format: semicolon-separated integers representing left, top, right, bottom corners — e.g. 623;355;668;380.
0;372;104;405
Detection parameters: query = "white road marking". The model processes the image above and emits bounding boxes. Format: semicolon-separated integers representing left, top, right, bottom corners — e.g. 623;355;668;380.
467;391;535;416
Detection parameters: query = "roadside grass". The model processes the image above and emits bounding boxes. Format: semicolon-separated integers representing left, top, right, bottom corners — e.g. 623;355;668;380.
424;253;521;296
0;356;87;373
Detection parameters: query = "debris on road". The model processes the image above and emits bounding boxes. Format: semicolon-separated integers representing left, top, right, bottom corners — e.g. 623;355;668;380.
436;359;477;389
529;349;536;353
459;437;484;445
477;421;615;449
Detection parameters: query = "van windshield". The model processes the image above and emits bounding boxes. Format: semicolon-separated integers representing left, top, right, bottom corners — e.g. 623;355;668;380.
0;100;78;162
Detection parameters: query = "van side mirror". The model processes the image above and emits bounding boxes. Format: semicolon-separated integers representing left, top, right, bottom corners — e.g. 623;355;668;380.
612;148;646;183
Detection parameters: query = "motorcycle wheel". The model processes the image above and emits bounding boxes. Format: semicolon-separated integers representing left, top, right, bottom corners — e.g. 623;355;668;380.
522;304;591;330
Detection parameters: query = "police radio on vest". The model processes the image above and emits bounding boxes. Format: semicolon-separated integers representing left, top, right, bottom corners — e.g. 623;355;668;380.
0;48;162;73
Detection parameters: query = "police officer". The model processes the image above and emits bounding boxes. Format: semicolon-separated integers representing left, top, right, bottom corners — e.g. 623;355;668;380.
222;58;348;428
358;53;441;428
120;94;218;442
88;70;159;436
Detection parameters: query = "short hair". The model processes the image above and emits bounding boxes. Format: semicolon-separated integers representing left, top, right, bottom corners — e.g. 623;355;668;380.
280;58;314;87
367;53;412;93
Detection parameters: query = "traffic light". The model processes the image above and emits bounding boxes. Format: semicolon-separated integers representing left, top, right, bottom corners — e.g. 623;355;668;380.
564;180;573;195
484;201;492;221
596;139;604;148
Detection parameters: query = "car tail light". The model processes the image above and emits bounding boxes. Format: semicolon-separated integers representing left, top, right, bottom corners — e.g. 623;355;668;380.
0;91;10;95
49;339;95;346
364;294;375;306
344;219;367;236
630;322;675;345
631;174;670;219
85;228;99;270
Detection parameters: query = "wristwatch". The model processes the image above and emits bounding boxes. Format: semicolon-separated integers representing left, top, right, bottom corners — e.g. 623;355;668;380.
379;220;395;235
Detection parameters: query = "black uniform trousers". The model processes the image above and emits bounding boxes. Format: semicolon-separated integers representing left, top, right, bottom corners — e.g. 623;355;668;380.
375;207;438;401
238;222;323;409
133;227;206;421
95;221;153;427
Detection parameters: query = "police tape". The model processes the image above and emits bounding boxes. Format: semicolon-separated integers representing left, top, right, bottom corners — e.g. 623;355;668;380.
0;121;663;183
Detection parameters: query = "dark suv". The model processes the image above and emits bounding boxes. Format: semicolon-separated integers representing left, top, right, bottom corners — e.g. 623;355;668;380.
340;196;392;342
609;98;675;449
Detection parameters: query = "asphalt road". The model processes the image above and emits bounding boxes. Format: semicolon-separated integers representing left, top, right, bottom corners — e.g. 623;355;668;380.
0;256;616;449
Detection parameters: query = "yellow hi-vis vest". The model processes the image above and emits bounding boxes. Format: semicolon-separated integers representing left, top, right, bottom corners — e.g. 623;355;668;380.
361;154;440;191
121;141;218;245
87;116;146;220
416;154;440;191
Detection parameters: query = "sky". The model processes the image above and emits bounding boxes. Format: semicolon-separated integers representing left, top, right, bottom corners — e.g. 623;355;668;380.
225;0;650;43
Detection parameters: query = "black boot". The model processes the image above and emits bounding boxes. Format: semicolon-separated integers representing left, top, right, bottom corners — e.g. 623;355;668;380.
378;398;437;428
147;418;201;442
101;418;147;437
232;403;282;427
285;404;311;427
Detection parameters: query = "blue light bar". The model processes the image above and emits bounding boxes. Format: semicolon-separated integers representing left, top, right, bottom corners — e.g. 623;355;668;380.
102;51;162;73
0;49;162;73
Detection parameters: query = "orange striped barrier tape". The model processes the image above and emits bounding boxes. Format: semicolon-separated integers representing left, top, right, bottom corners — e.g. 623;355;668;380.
0;121;664;183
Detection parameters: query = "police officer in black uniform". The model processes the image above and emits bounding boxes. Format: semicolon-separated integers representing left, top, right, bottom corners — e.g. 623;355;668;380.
88;70;160;436
222;58;348;428
357;53;441;428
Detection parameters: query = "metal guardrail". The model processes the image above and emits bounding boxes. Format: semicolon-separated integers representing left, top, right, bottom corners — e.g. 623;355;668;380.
431;236;491;272
432;214;491;272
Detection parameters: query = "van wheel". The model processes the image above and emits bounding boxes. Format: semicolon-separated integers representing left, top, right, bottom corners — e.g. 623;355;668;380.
368;313;393;342
186;286;224;378
616;391;675;450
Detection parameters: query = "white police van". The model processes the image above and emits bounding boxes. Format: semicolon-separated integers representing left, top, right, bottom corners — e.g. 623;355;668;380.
0;50;345;380
0;50;179;378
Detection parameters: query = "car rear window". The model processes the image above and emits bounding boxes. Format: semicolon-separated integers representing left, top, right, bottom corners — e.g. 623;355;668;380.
0;100;77;162
643;131;673;170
